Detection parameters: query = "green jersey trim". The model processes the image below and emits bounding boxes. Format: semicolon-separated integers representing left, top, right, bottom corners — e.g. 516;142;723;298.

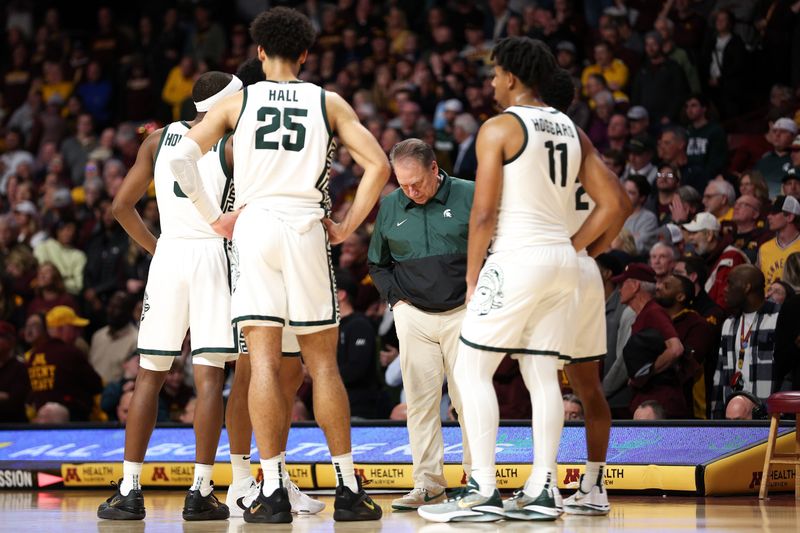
502;111;528;166
152;125;170;166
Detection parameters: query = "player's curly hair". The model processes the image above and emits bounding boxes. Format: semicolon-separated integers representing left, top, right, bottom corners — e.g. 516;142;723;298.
540;67;574;113
250;7;316;61
192;71;234;103
235;58;266;87
491;37;557;94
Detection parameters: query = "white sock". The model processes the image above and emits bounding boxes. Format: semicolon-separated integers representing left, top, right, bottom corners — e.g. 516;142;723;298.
280;451;290;484
519;356;563;497
120;460;143;496
525;467;555;497
191;463;214;497
582;462;604;493
331;453;359;492
453;344;505;497
230;454;252;485
260;455;283;496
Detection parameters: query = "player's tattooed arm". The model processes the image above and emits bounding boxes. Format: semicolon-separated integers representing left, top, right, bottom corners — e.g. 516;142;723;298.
112;129;162;255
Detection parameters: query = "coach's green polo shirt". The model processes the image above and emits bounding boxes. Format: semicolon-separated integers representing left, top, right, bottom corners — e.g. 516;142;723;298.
368;171;474;312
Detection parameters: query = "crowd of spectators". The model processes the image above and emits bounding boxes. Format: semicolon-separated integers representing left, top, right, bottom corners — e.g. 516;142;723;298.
1;0;800;425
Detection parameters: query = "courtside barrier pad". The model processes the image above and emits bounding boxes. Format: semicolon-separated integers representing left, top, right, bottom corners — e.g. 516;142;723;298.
0;422;792;494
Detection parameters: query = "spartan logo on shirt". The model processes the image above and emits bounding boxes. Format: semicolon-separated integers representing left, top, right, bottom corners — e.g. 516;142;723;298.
469;264;504;316
140;292;150;322
230;241;240;293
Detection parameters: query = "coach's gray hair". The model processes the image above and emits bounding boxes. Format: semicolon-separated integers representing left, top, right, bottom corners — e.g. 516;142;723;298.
389;138;435;169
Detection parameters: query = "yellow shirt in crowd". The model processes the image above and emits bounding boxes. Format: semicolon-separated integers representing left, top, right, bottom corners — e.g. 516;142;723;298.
757;234;800;285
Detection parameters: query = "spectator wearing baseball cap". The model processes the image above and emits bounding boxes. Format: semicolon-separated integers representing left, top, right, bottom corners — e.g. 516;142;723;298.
757;195;800;285
782;169;800;200
46;305;90;354
627;106;650;137
683;212;749;309
754;118;798;197
555;41;580;78
610;263;685;417
0;321;30;422
622;134;657;185
25;308;102;421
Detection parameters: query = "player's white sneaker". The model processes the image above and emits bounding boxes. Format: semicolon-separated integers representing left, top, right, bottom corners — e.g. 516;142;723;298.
563;475;610;516
285;475;325;514
226;476;259;517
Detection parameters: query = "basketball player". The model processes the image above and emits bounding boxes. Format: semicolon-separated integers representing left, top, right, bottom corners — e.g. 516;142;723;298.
168;8;390;523
543;68;631;515
418;38;628;523
222;57;323;517
98;72;241;521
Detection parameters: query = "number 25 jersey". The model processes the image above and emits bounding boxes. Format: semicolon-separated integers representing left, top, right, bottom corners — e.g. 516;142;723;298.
232;80;335;231
491;105;582;252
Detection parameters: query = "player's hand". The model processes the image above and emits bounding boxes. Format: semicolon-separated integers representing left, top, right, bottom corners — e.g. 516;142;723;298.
211;210;241;240
465;282;476;305
323;217;350;244
669;195;690;224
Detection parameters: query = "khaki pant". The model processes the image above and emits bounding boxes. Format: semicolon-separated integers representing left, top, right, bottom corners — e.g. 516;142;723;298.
394;303;471;491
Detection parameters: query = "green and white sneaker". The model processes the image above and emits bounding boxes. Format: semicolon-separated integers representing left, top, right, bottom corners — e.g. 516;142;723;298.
417;477;504;523
392;488;446;511
503;484;563;521
563;475;610;516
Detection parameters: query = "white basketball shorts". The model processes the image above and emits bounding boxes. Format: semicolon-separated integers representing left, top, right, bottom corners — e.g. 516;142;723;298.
460;244;578;359
230;207;339;335
566;253;607;364
138;237;237;372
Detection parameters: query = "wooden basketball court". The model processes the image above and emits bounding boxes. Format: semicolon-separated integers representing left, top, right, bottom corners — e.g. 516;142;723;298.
2;490;797;531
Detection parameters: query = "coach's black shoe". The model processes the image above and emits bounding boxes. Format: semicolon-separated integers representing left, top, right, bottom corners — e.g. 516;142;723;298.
333;477;383;522
97;480;146;520
182;483;229;521
242;486;292;524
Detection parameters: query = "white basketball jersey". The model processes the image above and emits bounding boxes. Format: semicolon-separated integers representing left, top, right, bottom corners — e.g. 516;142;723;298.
153;122;233;239
567;175;596;253
232;80;335;230
490;106;582;252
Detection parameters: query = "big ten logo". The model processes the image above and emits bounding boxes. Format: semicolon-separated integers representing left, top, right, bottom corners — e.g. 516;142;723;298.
749;469;796;490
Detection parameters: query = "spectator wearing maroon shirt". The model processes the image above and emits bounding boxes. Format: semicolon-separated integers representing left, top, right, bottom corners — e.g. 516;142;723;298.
683;212;749;310
613;263;685;418
0;321;30;422
655;274;716;419
24;307;102;421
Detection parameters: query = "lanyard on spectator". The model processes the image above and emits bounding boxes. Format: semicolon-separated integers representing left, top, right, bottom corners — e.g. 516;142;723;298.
737;313;757;370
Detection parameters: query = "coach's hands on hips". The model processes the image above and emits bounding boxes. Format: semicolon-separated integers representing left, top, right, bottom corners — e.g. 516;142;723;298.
211;210;242;240
323;217;350;244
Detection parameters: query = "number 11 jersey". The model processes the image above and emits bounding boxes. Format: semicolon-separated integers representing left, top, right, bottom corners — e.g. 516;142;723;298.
491;105;582;252
232;80;335;231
